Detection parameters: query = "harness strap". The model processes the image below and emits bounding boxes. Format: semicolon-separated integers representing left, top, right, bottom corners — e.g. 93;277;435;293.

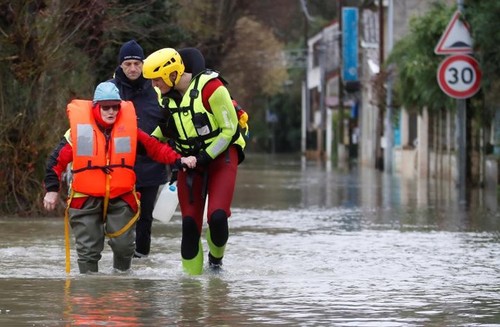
174;129;220;146
184;169;209;205
105;190;141;238
176;74;204;154
202;170;209;201
170;106;190;114
189;77;201;117
64;190;76;274
186;170;195;204
72;164;135;174
102;192;110;221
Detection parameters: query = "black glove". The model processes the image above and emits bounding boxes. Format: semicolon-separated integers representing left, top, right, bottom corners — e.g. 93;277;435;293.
195;151;212;167
171;159;182;172
171;159;190;175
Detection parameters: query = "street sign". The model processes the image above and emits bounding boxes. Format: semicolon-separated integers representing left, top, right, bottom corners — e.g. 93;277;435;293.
437;54;481;99
342;7;359;81
434;11;473;55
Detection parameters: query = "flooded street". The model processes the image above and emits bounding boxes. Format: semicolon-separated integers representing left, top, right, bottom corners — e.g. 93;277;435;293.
1;154;499;326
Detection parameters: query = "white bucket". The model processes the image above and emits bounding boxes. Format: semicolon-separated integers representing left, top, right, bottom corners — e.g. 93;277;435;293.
152;182;179;224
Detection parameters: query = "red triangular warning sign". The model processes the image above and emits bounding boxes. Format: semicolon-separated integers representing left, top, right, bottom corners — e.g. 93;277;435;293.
435;11;473;55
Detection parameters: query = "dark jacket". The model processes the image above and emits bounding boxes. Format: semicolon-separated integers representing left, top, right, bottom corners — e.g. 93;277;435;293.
110;68;168;187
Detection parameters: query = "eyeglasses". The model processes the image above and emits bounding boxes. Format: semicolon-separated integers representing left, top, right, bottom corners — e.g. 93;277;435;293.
101;105;120;112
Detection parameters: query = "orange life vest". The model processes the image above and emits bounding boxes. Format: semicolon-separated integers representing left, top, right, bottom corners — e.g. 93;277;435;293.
67;99;137;199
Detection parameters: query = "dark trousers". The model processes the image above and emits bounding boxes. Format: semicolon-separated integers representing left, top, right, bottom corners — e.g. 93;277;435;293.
69;197;136;273
135;185;160;256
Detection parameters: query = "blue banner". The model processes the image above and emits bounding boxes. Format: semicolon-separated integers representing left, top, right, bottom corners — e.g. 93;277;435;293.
342;7;359;82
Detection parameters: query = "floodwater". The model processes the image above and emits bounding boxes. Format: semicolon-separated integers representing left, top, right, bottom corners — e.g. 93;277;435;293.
1;154;499;326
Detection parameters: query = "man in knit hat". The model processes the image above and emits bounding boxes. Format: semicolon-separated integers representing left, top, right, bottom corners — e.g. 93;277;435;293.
110;40;170;259
119;39;144;63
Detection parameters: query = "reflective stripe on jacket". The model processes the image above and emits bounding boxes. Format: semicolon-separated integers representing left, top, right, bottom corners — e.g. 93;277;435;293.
67;99;137;198
166;71;245;157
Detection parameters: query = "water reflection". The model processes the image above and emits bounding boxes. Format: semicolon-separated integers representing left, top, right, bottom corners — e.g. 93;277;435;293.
0;154;499;326
235;154;497;229
62;277;237;326
64;278;145;326
175;277;238;326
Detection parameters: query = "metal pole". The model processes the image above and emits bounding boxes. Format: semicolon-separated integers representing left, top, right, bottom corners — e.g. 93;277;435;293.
375;0;384;170
319;39;326;160
456;0;466;202
326;109;333;165
384;0;394;173
338;0;344;160
301;8;309;158
301;81;307;156
457;100;466;194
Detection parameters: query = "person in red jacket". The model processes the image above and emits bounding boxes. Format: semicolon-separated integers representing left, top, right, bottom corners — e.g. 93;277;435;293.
43;81;196;274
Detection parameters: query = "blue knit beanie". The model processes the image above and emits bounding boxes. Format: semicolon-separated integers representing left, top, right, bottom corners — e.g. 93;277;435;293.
119;40;144;64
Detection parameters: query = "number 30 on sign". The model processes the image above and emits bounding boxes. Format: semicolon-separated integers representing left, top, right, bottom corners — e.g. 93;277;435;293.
437;54;482;99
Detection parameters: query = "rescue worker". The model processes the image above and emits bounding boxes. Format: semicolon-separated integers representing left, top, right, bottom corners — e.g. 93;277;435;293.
142;48;246;275
110;39;168;259
43;81;196;274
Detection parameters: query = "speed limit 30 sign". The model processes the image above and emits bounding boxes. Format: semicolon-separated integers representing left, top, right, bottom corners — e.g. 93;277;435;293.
437;54;482;99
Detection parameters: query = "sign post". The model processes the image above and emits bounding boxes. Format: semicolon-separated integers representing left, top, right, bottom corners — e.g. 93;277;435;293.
435;5;478;202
